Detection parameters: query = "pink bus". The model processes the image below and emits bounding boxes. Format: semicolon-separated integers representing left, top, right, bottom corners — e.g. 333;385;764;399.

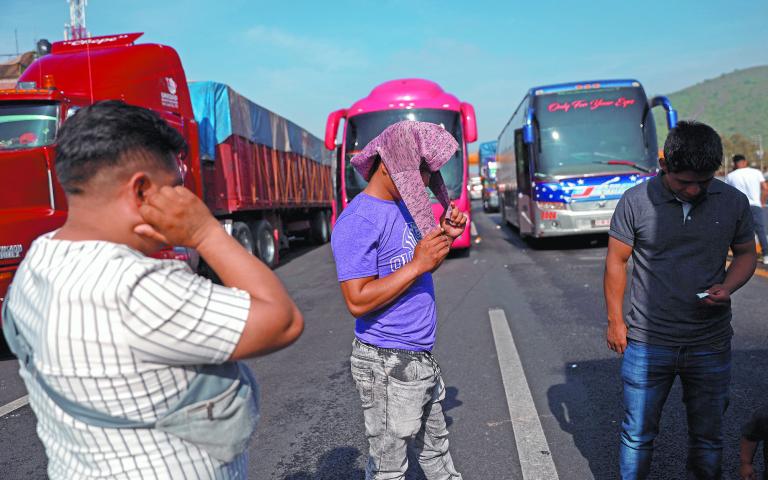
325;78;478;249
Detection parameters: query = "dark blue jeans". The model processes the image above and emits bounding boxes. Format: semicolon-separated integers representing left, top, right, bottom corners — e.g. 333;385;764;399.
620;339;731;480
750;205;768;256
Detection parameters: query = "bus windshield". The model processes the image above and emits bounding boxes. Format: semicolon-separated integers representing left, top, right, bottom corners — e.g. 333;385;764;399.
344;109;464;200
0;102;58;150
532;87;656;178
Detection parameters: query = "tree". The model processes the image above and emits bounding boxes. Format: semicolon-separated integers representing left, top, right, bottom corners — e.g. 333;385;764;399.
721;133;759;174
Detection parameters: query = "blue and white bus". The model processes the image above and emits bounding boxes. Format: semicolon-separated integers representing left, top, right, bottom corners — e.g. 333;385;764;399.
496;79;677;238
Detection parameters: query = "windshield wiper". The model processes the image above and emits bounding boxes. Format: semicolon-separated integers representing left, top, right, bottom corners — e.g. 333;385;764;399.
593;160;654;174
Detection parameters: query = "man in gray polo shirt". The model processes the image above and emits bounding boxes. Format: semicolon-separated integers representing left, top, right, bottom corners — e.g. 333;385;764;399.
604;121;757;479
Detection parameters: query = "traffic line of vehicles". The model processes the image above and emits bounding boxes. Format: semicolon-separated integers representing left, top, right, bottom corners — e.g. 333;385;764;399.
0;32;678;321
478;140;498;212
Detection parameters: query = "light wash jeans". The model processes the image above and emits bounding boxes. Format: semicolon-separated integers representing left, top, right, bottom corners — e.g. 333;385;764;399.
350;338;462;480
620;339;731;480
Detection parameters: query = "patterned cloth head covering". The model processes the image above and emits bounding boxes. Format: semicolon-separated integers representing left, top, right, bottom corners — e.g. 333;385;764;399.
350;121;458;237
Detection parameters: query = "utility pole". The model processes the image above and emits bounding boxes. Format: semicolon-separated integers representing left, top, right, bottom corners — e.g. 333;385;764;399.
755;134;764;174
64;0;89;41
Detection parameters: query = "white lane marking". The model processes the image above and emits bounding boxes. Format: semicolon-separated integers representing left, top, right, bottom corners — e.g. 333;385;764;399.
489;308;559;480
0;395;29;418
470;221;478;236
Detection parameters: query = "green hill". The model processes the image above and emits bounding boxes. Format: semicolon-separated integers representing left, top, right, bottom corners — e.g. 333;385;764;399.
654;65;767;156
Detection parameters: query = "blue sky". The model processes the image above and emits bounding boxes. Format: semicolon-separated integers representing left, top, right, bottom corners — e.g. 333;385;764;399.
1;0;766;148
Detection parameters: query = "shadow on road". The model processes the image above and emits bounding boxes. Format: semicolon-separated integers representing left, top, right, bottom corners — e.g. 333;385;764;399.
442;386;463;428
277;239;326;268
283;384;464;480
0;337;12;359
283;446;365;479
547;349;768;479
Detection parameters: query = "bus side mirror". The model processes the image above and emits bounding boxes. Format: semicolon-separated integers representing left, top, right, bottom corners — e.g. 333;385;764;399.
666;109;678;130
460;102;478;143
650;96;678;130
325;109;347;150
523;107;535;144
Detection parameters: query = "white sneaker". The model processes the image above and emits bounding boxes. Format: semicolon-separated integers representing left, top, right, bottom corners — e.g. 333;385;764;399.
763;256;768;266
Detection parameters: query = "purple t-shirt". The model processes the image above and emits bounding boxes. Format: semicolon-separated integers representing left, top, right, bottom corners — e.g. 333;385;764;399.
331;193;437;351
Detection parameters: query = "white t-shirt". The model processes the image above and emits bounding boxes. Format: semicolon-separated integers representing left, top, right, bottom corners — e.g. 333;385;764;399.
726;167;766;207
3;233;252;479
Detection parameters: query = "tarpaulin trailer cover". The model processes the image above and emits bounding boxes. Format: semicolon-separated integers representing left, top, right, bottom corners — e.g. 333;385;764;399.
189;81;332;214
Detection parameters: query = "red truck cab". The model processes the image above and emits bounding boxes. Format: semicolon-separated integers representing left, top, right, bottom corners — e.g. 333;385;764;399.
0;33;201;322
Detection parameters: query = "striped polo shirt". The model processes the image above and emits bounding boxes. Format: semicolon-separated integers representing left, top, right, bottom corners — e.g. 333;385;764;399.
3;232;252;479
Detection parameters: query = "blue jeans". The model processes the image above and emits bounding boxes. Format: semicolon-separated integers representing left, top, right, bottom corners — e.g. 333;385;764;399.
750;206;768;256
620;339;731;479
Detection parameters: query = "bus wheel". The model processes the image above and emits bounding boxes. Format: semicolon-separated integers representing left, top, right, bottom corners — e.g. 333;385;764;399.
310;210;331;244
254;220;278;268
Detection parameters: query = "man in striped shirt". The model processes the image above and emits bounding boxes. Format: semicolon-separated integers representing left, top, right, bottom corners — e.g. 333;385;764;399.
3;101;304;479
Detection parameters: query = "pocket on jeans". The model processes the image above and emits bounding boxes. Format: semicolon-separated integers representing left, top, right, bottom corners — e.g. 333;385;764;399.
708;338;731;353
350;359;374;408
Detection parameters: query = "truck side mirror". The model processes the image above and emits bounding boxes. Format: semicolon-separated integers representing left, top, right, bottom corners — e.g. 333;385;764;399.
36;39;52;57
460;102;478;143
325;109;347;150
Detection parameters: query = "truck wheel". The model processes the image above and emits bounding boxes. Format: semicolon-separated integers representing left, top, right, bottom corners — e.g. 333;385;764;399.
232;222;255;256
310;210;330;244
254;220;278;268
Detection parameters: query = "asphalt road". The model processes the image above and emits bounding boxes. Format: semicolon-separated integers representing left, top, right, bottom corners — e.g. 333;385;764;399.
1;203;767;479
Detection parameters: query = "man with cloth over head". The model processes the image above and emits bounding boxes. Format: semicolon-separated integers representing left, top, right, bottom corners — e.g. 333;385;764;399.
331;121;466;479
604;120;757;479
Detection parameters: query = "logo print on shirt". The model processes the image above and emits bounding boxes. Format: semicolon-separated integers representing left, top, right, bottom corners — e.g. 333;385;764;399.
390;223;419;272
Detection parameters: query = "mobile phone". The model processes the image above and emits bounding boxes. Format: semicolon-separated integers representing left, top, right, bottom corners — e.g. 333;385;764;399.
696;292;710;299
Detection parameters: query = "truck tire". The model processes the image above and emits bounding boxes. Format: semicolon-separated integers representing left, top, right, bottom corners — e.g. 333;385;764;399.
232;222;255;256
254;220;278;268
310;210;330;244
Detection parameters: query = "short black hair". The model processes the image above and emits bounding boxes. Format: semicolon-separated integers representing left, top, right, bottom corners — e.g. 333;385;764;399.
663;121;723;173
733;154;747;166
55;100;187;194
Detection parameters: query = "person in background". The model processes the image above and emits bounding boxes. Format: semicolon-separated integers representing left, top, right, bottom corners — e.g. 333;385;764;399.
604;121;757;479
2;101;303;479
726;154;768;265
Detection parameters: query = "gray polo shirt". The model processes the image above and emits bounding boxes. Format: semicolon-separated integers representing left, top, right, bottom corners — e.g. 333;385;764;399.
609;175;754;346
